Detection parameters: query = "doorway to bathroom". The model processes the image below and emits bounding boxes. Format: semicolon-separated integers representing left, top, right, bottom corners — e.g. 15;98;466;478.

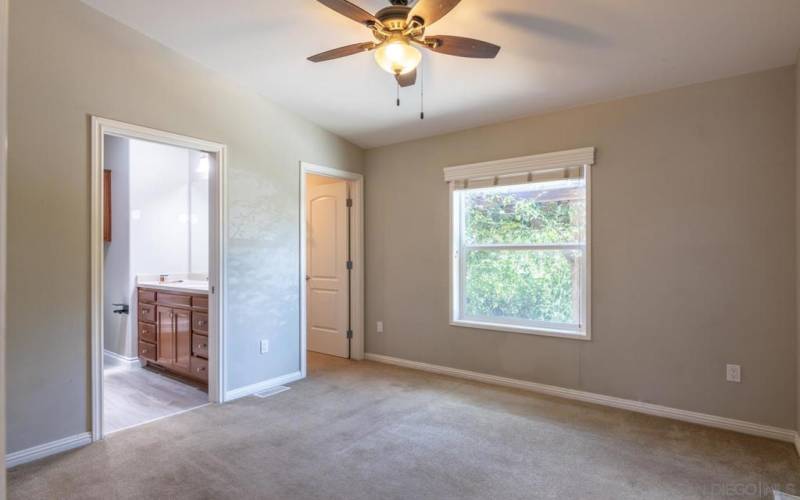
91;118;227;440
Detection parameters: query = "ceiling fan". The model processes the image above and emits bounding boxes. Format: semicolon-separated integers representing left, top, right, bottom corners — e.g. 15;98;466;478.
307;0;501;88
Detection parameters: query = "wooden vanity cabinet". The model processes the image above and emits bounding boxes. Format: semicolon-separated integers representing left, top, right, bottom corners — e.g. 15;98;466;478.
138;287;208;385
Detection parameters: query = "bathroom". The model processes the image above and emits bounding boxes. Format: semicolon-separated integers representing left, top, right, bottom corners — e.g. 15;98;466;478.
102;134;210;433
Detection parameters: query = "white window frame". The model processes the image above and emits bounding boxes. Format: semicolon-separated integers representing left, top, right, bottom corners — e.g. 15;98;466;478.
445;148;594;341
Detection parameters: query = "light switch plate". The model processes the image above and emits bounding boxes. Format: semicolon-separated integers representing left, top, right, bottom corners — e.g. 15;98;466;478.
726;364;741;383
377;321;384;333
260;340;269;354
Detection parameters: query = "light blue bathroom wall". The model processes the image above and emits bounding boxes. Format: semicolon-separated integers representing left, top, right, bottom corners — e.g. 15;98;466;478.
224;127;365;391
226;163;305;390
219;120;364;394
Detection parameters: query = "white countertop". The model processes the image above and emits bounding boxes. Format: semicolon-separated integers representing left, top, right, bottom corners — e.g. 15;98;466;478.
137;280;209;295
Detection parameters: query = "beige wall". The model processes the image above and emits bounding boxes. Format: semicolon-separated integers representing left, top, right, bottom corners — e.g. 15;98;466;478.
7;0;363;453
365;67;797;429
796;51;800;433
1;0;7;494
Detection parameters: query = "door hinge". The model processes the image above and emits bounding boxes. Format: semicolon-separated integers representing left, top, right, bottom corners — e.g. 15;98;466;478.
346;329;353;339
346;198;353;208
346;260;353;270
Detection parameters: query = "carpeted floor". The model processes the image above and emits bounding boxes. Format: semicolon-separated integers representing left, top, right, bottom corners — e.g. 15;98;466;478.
9;352;800;499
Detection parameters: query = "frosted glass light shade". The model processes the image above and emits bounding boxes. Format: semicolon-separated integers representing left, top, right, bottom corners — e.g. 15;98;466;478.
374;39;421;75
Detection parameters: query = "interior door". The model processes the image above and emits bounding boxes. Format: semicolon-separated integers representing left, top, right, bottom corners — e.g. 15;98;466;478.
307;180;350;358
156;306;175;366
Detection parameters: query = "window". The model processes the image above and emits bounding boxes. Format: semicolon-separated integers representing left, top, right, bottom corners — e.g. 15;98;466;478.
447;149;593;339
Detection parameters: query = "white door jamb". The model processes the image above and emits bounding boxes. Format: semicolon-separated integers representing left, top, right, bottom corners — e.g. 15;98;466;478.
90;117;228;442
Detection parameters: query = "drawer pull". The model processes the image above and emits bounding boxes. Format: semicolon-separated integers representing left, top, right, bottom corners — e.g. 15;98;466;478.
142;348;148;353
196;366;206;372
141;307;150;312
198;320;206;326
197;343;207;349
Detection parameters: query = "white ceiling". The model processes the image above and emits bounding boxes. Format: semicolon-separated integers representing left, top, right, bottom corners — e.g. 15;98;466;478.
81;0;800;148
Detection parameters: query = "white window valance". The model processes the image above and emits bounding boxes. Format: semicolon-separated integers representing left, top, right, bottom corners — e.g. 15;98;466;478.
443;147;595;190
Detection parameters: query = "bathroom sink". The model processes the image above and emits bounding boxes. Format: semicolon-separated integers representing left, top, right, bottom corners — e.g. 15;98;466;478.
137;279;209;293
168;280;208;289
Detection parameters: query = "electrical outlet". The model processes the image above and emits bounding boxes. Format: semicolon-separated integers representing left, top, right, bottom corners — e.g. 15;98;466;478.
377;321;384;333
260;340;269;354
726;364;741;383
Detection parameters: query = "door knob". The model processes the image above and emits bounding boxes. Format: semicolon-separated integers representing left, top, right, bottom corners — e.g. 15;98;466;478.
305;275;311;281
113;303;129;315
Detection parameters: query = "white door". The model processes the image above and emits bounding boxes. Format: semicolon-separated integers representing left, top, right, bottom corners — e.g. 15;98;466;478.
307;180;349;358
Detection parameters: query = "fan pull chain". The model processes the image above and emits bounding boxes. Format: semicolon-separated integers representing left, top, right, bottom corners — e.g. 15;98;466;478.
420;62;425;120
396;81;400;107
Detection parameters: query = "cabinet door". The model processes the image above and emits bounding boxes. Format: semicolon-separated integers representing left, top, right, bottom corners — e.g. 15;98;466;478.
174;309;192;370
157;306;175;366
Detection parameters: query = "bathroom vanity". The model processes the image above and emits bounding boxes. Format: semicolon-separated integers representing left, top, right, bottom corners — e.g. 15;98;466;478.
137;282;209;384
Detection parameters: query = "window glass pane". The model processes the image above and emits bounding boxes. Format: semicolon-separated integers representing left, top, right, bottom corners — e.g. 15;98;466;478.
463;180;585;245
464;249;582;325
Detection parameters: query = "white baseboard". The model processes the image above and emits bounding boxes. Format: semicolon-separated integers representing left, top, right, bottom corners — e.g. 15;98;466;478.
103;349;138;364
224;371;303;402
6;432;92;469
365;353;796;443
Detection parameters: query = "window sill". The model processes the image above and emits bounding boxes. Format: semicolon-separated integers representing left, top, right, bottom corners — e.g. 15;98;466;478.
450;319;590;341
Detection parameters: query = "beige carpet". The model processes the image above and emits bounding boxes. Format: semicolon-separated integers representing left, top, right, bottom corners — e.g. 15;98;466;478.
9;353;800;499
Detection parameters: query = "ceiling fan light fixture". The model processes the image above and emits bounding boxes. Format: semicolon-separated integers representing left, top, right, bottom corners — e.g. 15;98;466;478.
374;37;421;75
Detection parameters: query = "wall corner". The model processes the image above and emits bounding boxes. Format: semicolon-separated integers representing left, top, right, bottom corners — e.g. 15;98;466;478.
795;48;800;436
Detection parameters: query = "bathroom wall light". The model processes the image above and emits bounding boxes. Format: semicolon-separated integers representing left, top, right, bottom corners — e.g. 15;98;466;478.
196;154;210;180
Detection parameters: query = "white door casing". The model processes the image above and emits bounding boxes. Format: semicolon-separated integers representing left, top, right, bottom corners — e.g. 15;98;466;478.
91;117;227;441
307;181;349;358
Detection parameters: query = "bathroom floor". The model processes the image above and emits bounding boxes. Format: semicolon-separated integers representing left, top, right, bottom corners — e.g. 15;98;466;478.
103;354;209;434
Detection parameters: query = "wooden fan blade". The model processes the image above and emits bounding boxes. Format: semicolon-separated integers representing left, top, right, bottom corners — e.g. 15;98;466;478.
307;42;376;62
407;0;461;26
425;35;501;58
395;69;417;87
317;0;379;26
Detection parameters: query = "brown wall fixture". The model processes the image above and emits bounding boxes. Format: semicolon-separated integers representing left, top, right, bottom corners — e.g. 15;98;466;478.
103;169;111;242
